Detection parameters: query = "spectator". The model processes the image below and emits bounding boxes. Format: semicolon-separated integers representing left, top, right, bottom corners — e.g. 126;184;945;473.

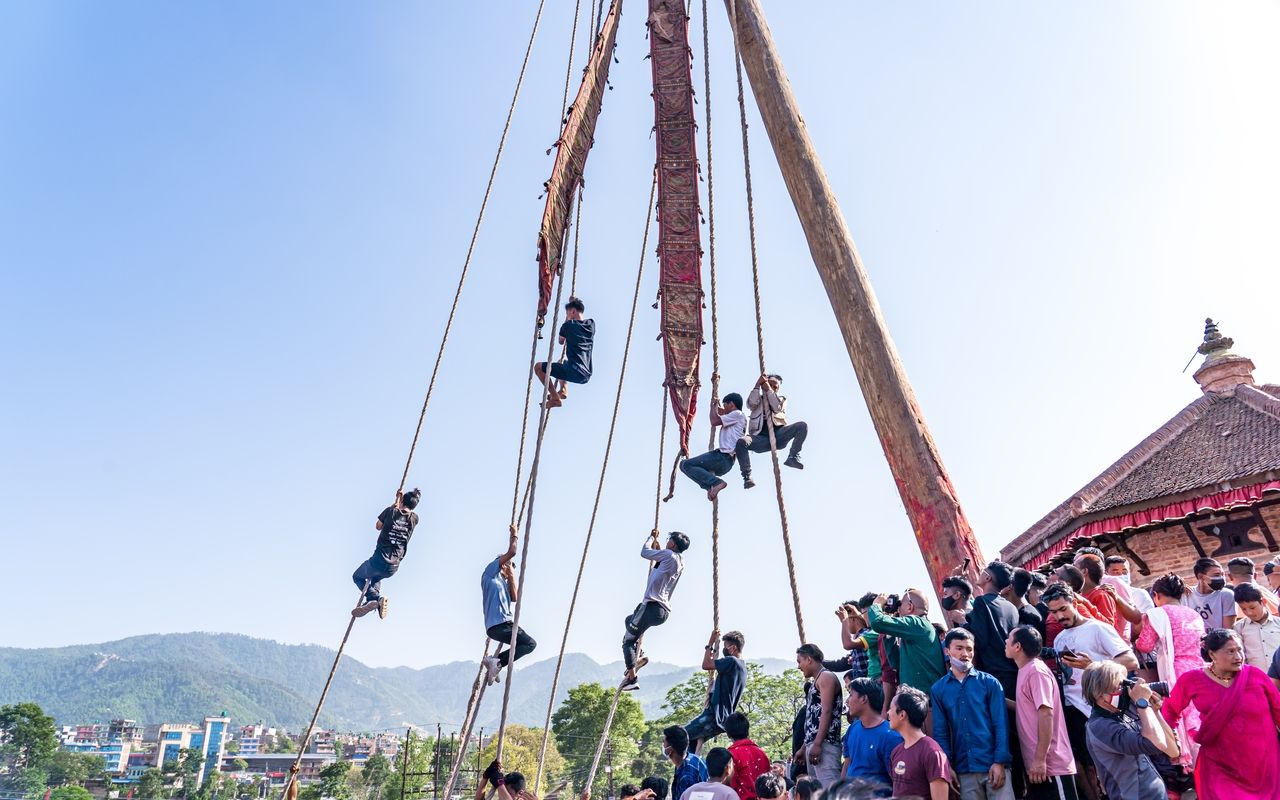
620;785;641;800
929;629;1012;800
1045;566;1103;647
1228;555;1280;613
1005;626;1077;800
1005;568;1044;636
789;776;821;800
867;589;946;692
1132;572;1205;770
823;599;872;678
641;777;670;800
663;726;708;800
1184;556;1236;630
678;747;739;800
1028;573;1050;630
794;644;843;787
686;630;748;753
1232;583;1280;670
886;686;952;800
1072;556;1119;634
840;677;900;786
1162;629;1280;799
1042;582;1138;800
1271;640;1280;691
1264;558;1280;594
754;774;785;800
1080;662;1180;800
724;713;769;800
941;575;974;630
966;561;1020;696
815;777;893;800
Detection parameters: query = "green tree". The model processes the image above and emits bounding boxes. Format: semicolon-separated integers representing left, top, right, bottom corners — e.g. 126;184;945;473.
48;751;107;786
225;740;240;756
0;702;59;795
50;786;93;800
359;753;392;800
229;759;248;773
177;748;206;799
138;768;169;800
475;725;566;792
551;683;646;792
316;761;352;800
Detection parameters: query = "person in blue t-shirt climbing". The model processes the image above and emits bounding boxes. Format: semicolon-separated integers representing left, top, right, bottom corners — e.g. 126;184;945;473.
479;526;537;685
534;296;594;408
351;489;421;620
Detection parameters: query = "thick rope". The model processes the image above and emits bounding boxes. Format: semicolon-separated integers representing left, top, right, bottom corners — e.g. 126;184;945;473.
699;0;723;697
440;640;493;800
394;0;549;496
653;389;670;530
280;582;368;800
727;0;805;644
533;173;658;796
581;683;626;796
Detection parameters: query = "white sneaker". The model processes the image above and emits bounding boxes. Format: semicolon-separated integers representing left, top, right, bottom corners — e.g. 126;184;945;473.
482;656;501;686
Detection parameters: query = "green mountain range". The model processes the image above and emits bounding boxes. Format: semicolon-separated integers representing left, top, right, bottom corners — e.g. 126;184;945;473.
0;633;792;731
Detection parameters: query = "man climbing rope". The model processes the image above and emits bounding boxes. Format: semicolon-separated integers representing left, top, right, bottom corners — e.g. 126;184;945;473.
480;760;538;800
351;488;421;619
534;297;594;408
480;526;538;685
679;393;746;501
735;374;808;488
622;530;690;690
685;630;748;753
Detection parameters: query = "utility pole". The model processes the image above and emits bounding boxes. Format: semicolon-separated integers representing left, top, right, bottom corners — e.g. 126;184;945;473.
434;723;442;800
721;0;985;591
399;729;412;800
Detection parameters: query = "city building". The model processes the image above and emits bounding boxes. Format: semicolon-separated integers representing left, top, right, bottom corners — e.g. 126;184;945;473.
309;730;336;756
223;753;336;785
236;724;275;757
109;719;144;746
127;752;154;781
151;714;231;787
1002;321;1280;579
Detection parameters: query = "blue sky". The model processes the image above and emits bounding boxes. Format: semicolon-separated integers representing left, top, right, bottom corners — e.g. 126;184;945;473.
3;1;1278;672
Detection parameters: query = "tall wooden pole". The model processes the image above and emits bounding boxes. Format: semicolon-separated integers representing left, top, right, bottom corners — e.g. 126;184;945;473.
722;0;985;591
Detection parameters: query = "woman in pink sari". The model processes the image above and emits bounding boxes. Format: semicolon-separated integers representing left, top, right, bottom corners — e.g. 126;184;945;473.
1134;573;1205;771
1161;629;1280;799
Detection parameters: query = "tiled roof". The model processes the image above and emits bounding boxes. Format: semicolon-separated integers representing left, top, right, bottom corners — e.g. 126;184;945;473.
1001;383;1280;563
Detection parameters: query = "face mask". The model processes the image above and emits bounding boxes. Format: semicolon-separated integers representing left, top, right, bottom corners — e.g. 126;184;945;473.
940;596;957;611
949;656;973;673
1209;577;1227;591
1116;574;1131;585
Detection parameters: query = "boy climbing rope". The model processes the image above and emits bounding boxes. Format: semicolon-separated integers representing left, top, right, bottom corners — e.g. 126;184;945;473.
684;630;747;753
533;296;594;408
679;393;746;501
622;530;690;690
480;526;538;685
735;374;808;488
351;488;422;619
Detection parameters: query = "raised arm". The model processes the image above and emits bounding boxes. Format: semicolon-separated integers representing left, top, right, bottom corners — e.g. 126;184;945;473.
498;525;518;565
701;630;720;671
708;398;723;427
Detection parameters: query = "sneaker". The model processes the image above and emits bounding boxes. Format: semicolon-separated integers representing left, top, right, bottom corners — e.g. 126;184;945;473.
706;480;727;501
377;597;389;619
620;676;639;692
784;455;804;470
634;656;649;672
352;601;379;618
743;475;756;489
482;656;501;686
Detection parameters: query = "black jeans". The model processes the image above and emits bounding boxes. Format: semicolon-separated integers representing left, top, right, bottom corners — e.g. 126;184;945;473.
486;622;537;667
622;601;669;669
352;553;399;603
680;450;735;490
734;421;808;476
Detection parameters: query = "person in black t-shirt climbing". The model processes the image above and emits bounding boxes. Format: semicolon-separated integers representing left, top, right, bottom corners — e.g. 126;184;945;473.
534;297;594;408
351;488;421;620
685;629;747;754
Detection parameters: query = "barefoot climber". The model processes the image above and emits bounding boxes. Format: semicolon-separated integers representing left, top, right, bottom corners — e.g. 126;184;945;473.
480;527;537;685
622;530;690;690
352;489;421;619
679;393;746;501
533;297;594;408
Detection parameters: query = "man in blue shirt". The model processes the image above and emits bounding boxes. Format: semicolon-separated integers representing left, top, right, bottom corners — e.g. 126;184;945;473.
929;628;1013;800
840;677;901;787
480;527;537;686
663;726;708;800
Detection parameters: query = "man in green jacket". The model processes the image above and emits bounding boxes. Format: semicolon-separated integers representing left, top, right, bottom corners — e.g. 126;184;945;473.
867;589;946;694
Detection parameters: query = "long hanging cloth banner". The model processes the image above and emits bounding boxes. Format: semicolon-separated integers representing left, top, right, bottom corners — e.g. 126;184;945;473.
648;0;704;455
536;0;624;328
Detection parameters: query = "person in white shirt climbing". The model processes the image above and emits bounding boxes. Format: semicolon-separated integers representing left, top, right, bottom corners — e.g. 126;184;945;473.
680;393;746;501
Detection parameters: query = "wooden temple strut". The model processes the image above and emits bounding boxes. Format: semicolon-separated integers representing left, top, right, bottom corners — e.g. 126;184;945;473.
723;0;985;591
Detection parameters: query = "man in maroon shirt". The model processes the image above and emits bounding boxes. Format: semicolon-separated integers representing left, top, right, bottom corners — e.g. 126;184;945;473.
724;713;769;800
887;686;953;800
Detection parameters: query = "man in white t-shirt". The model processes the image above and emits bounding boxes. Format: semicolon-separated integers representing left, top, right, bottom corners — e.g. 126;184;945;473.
680;392;747;501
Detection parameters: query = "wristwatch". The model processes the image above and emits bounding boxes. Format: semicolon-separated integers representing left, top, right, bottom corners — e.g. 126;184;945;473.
1134;698;1150;709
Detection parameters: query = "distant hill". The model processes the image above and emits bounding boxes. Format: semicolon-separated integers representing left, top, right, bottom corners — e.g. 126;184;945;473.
0;633;794;730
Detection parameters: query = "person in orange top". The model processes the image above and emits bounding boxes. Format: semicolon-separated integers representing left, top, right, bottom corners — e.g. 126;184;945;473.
724;713;770;800
1076;558;1124;638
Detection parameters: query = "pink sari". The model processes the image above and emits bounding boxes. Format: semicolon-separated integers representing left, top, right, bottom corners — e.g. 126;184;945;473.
1162;666;1280;799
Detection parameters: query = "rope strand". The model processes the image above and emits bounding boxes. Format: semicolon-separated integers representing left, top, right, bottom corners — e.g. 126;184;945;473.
439;640;492;800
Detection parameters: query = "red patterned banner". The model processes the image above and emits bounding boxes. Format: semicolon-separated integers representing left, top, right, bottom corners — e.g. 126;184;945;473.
649;0;703;455
536;0;624;327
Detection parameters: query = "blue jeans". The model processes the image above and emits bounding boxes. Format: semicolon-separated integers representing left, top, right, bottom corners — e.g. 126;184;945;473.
680;450;735;490
352;553;399;603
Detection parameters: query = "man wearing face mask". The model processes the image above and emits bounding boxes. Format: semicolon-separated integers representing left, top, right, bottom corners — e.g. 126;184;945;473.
940;576;973;629
1183;557;1237;630
929;629;1014;800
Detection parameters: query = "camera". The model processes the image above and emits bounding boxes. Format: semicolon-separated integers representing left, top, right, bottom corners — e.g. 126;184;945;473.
1038;647;1075;685
883;594;902;614
1120;677;1170;697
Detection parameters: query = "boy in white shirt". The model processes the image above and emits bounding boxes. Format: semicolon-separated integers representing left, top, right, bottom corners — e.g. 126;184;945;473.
680;393;746;501
1233;583;1280;670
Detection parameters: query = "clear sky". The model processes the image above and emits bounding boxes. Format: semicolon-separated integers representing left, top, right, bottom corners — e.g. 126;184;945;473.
3;1;1278;671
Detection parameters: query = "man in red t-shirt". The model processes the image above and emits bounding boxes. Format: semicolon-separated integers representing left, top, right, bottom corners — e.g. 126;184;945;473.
725;712;770;800
886;686;953;800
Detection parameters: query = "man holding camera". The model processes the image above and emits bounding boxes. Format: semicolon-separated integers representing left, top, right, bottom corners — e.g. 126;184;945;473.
867;590;946;694
1080;662;1180;800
